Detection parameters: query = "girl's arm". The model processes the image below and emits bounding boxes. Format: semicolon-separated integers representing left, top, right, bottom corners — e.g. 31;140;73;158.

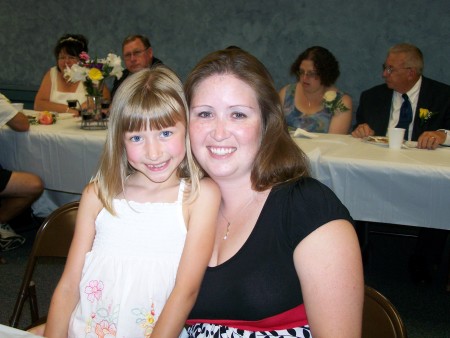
295;220;364;338
151;178;220;338
43;183;102;338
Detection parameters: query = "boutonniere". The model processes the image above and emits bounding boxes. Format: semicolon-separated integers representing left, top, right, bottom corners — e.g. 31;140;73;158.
419;108;437;126
323;91;349;115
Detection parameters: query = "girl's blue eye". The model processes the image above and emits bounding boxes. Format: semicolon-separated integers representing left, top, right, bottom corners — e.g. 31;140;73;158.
130;135;142;142
160;130;173;138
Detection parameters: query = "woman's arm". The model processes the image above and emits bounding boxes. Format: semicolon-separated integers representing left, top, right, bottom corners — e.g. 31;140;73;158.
295;220;364;338
278;85;288;104
34;70;79;115
328;94;353;134
151;178;220;338
43;184;102;338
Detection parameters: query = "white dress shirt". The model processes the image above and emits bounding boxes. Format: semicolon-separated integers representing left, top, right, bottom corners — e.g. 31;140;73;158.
0;93;19;128
387;77;422;141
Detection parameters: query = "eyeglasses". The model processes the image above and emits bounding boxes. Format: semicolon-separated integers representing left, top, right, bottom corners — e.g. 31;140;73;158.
123;48;148;60
298;70;319;79
382;64;412;75
58;55;78;62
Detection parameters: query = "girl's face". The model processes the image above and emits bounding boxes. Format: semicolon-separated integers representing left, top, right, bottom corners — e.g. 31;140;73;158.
189;74;262;182
124;121;186;184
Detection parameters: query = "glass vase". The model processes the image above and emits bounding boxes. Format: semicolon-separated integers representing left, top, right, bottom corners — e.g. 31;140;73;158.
85;95;102;119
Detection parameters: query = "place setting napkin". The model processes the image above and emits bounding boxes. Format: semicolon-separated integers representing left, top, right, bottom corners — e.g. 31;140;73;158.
292;128;318;139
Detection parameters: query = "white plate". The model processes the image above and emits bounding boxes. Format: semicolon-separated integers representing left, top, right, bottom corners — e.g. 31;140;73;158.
404;141;418;148
364;136;389;146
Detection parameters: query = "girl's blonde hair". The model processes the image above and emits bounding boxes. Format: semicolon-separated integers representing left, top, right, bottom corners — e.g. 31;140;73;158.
93;65;201;214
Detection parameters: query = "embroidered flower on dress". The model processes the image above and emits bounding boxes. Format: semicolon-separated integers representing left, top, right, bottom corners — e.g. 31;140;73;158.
94;320;117;338
133;302;157;338
419;108;437;126
85;280;104;302
322;90;349;115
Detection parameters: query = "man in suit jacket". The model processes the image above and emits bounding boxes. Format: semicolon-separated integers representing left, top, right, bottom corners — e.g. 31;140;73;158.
352;44;450;285
111;34;163;98
352;43;450;150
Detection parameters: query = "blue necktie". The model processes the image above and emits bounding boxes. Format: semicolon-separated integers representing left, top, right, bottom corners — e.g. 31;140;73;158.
396;94;413;140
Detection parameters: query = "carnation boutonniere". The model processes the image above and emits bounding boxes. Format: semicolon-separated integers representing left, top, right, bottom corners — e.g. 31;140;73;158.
323;91;349;115
419;108;437;126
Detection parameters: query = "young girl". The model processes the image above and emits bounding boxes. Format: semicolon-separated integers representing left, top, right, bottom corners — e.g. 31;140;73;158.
40;66;220;337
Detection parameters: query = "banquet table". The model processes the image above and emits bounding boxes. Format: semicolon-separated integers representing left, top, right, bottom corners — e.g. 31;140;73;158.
293;133;450;230
1;116;450;230
0;113;107;216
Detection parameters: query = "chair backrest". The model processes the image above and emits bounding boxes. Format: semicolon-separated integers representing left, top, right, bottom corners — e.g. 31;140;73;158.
362;285;407;338
9;201;79;328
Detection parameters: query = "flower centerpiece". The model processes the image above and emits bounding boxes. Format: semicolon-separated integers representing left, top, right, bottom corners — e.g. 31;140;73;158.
323;90;349;115
419;108;437;126
64;51;123;97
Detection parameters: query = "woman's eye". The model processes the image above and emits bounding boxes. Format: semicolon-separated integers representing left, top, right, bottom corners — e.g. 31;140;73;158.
198;111;212;118
232;112;247;119
160;130;173;138
130;135;142;142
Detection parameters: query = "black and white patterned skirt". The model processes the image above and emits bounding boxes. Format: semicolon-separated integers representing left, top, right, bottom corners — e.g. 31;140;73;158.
186;323;312;338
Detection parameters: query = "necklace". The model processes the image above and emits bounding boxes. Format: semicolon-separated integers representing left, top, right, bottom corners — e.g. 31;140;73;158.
219;197;255;240
303;91;311;108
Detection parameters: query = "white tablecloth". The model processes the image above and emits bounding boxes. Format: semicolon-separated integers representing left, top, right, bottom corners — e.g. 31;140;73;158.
293;133;450;230
0;324;43;338
0;115;107;216
2;118;450;229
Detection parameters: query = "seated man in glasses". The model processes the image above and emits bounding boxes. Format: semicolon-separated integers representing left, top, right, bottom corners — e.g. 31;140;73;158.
351;43;450;150
111;34;163;98
0;93;44;251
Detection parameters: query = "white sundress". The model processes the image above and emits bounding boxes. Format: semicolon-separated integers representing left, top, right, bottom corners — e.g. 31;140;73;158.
68;180;187;338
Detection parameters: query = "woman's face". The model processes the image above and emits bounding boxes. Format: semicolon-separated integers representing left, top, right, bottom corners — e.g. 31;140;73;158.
57;48;79;72
189;74;262;182
298;59;322;92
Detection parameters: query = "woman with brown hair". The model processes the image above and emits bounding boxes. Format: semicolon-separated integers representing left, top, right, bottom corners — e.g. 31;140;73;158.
184;48;363;337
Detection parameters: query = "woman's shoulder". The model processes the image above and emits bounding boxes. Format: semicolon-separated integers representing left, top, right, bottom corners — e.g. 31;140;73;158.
273;177;338;202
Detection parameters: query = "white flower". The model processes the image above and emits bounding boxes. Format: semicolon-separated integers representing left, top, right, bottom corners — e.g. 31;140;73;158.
64;64;88;82
322;90;349;115
106;53;123;79
323;90;337;102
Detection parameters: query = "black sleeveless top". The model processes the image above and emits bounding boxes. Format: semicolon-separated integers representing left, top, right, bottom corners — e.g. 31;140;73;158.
188;177;353;321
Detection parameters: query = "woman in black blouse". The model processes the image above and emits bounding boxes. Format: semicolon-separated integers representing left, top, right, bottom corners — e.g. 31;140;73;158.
184;48;364;337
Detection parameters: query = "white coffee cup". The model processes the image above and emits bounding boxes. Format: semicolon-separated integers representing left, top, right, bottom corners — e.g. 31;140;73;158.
388;128;405;149
11;103;24;112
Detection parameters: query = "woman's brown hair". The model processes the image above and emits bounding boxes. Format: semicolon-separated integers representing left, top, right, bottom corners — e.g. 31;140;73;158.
184;48;310;191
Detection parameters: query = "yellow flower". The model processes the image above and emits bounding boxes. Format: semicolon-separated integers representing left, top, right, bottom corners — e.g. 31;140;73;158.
419;108;429;120
88;68;104;82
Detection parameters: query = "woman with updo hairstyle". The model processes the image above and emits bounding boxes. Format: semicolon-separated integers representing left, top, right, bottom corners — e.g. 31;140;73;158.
279;46;353;134
34;34;110;115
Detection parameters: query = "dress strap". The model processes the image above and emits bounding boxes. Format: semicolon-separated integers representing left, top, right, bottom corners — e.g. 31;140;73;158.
177;179;186;203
